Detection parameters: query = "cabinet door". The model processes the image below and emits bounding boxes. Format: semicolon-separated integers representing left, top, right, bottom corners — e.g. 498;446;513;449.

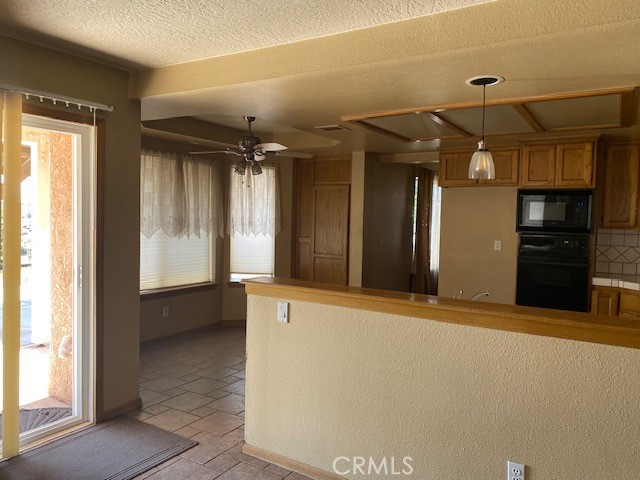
439;152;478;187
556;142;595;187
590;288;619;316
602;144;640;228
480;148;519;185
520;145;556;186
619;291;640;317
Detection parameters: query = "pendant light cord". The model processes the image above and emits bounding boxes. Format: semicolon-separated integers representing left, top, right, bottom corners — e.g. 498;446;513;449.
481;83;486;143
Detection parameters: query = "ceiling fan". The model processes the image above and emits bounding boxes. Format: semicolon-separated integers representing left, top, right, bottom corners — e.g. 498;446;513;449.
189;116;313;175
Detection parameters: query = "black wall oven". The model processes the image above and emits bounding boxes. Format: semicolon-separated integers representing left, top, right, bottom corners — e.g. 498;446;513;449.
517;189;593;234
516;234;589;312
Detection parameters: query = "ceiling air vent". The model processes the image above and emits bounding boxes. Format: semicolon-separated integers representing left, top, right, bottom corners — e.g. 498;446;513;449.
314;124;350;132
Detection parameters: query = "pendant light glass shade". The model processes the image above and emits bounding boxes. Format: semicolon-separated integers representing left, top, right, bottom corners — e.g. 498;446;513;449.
466;75;503;180
468;140;495;179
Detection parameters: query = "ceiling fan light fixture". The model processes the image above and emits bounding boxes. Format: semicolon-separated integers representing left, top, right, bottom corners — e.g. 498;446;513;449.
466;75;504;180
235;160;247;175
251;161;262;175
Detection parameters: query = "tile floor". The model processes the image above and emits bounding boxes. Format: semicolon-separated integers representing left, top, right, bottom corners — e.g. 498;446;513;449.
130;327;312;480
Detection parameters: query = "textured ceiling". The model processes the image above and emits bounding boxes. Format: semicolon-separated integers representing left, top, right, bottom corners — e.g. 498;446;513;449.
3;0;639;156
0;0;492;68
138;0;640;154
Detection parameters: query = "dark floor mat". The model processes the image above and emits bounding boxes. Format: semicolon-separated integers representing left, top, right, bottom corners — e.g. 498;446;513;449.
0;416;197;480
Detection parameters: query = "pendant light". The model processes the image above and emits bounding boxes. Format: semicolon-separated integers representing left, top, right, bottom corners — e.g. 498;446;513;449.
466;75;504;180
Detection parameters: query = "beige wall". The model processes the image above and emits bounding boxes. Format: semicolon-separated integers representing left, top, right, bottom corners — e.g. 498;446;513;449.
221;156;294;321
140;288;221;342
245;294;640;479
439;186;518;304
2;35;142;414
362;158;414;292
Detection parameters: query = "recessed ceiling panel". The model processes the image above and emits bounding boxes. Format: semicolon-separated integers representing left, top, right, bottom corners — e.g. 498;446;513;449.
364;113;460;140
525;94;620;129
438;105;534;135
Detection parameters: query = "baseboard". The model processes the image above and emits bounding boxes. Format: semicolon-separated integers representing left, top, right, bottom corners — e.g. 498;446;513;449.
222;319;246;327
140;322;223;344
99;397;142;422
242;444;344;480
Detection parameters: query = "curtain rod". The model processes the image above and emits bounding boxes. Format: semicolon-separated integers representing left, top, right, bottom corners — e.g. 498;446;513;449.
0;83;115;113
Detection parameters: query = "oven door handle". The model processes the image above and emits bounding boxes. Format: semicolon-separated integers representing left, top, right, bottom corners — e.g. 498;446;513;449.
518;257;588;268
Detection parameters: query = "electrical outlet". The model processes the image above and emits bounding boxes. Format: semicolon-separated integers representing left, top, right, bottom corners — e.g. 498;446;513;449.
507;461;525;480
494;240;502;251
162;306;170;318
277;301;289;323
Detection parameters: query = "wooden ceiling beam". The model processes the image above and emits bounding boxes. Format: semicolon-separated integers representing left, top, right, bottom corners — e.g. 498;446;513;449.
426;112;472;137
341;86;636;122
352;120;412;142
512;104;546;133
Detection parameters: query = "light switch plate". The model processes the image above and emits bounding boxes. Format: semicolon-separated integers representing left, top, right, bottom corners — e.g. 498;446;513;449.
277;301;289;323
494;240;502;251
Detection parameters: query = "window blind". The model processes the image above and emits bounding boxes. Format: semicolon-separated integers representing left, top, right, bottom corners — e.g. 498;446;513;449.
140;230;213;290
229;233;274;281
139;150;221;290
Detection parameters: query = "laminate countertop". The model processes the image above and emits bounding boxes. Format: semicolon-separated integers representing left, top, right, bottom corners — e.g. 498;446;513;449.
592;274;640;291
244;277;640;350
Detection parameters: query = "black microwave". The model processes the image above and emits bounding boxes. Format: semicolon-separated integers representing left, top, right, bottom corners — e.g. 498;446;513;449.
517;189;593;234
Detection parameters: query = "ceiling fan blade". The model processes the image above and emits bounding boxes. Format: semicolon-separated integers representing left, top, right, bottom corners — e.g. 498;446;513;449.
273;150;314;159
189;149;242;156
254;142;287;152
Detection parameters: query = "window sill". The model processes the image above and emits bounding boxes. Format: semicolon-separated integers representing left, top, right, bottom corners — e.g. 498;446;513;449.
140;282;217;300
227;281;246;289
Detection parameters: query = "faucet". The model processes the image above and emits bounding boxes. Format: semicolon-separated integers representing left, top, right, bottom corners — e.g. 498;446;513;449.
453;290;464;299
470;291;490;301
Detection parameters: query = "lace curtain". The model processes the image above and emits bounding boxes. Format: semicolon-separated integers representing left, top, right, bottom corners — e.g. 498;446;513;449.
227;164;281;236
140;150;223;239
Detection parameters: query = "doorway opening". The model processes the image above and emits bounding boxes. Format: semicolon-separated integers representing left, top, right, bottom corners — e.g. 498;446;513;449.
0;113;95;449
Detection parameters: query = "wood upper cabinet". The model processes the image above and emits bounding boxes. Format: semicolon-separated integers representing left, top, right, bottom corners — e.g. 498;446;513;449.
520;145;556;186
439;148;519;187
601;144;640;228
482;148;519;185
439;151;477;187
520;140;596;187
556;142;594;187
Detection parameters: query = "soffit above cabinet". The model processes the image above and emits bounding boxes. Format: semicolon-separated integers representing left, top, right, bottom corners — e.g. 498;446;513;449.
342;87;636;143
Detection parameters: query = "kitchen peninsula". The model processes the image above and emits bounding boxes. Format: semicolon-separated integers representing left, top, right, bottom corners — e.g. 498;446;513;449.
242;277;640;480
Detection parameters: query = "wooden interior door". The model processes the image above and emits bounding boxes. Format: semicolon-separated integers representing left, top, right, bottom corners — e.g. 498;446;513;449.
556;142;594;187
312;185;349;284
296;159;315;281
295;156;351;285
602;144;639;228
520;145;556;186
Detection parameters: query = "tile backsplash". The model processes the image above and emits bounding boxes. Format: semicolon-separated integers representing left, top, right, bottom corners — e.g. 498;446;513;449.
596;229;640;275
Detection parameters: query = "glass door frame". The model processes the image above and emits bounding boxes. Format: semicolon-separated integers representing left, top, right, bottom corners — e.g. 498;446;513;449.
14;113;95;448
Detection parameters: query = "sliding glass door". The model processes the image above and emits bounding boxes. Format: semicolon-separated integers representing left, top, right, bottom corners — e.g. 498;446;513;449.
0;110;95;455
